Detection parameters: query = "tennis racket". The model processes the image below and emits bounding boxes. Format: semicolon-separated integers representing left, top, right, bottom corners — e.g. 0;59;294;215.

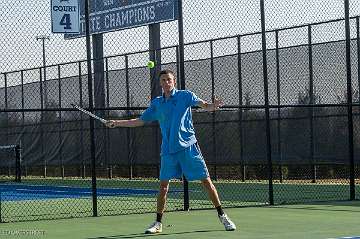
71;104;108;124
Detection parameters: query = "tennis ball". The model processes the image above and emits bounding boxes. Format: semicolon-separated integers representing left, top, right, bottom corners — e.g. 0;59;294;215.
147;60;155;69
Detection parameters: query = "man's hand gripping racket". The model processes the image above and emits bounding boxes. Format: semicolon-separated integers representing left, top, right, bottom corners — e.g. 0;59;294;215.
213;97;223;110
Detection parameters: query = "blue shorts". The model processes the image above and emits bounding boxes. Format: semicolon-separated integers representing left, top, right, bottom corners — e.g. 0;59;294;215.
159;143;209;181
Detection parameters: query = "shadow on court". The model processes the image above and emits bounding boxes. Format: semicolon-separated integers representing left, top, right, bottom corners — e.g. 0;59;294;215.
87;229;224;239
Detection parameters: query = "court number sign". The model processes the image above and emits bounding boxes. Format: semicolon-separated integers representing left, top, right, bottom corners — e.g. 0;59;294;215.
51;0;80;33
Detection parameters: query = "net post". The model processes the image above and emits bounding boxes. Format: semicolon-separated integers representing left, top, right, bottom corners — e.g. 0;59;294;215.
0;190;2;222
183;175;189;211
108;165;113;179
15;144;21;183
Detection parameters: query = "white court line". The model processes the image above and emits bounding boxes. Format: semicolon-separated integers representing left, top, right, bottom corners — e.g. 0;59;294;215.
327;237;360;239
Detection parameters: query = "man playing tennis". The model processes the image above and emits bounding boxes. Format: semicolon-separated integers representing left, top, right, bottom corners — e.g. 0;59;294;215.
106;69;236;234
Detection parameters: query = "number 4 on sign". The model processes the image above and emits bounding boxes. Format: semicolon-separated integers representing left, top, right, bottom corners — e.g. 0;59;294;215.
60;14;72;29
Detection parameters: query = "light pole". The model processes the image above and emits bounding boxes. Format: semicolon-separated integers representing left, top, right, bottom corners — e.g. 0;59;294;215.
36;35;50;108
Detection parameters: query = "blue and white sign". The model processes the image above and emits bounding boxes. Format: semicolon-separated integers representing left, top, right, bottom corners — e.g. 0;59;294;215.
65;0;179;38
51;0;80;33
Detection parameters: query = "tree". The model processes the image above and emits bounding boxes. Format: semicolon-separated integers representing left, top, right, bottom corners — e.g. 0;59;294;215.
282;87;322;162
335;88;359;104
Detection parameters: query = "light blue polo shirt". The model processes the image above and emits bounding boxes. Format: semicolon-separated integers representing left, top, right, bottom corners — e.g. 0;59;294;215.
140;89;201;155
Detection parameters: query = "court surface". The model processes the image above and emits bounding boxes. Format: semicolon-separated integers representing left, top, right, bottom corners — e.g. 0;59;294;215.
0;200;359;239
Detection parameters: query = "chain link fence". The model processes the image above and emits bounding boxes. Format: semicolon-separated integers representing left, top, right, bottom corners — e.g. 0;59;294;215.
0;0;359;222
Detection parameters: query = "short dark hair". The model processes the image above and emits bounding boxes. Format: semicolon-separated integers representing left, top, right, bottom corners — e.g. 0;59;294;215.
159;69;175;78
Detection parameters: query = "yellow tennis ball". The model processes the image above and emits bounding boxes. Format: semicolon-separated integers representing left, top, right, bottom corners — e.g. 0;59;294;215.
147;61;155;69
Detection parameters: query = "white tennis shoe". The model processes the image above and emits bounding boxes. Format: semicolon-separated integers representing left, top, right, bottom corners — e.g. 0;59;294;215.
145;221;162;234
219;214;236;231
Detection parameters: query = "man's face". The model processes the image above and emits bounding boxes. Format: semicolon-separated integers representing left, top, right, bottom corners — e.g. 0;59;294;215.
160;73;176;94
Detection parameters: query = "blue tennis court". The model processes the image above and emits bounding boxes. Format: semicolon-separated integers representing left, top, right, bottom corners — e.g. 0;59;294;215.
0;184;181;201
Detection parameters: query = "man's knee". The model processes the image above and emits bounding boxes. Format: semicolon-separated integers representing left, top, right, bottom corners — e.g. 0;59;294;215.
159;186;169;195
159;183;169;196
201;178;216;191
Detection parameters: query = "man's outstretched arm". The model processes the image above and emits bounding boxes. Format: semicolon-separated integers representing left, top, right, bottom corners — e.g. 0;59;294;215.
197;97;223;112
106;118;145;128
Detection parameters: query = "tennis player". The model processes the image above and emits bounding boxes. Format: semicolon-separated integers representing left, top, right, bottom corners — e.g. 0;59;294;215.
106;69;236;234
